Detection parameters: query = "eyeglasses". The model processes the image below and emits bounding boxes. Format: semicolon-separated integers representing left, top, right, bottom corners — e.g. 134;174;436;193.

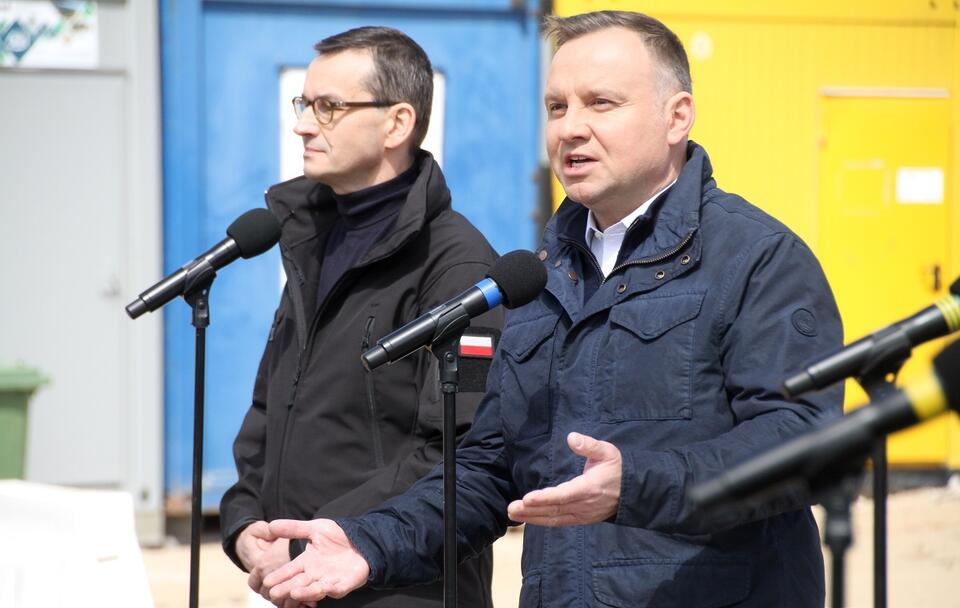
292;95;397;125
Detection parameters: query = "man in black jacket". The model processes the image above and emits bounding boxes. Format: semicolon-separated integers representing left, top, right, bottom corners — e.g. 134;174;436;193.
220;27;500;607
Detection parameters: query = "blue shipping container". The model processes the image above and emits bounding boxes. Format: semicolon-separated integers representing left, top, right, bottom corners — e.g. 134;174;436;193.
160;0;544;511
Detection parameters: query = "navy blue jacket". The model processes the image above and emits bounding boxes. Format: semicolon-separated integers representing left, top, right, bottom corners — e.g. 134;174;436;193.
339;143;843;607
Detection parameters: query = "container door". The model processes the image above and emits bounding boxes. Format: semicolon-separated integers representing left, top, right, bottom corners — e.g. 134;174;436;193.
818;93;954;465
160;0;542;510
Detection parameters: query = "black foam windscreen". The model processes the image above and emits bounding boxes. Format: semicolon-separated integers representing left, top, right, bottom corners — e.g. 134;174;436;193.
933;339;960;413
227;208;281;259
486;250;548;310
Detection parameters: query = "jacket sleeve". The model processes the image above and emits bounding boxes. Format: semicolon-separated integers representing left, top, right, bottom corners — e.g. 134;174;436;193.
309;260;504;522
335;354;516;588
219;303;282;570
614;233;845;534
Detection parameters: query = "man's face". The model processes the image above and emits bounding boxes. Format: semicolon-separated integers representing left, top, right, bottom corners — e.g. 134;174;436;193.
295;50;392;193
545;27;679;224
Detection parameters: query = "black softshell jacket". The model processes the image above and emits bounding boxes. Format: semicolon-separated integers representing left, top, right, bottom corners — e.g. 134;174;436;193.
221;153;500;607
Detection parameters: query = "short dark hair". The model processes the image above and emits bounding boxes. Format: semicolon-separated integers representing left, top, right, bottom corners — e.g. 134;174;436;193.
543;11;692;96
314;26;433;148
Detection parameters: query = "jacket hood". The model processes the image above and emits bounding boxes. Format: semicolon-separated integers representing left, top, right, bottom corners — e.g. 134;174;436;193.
264;150;452;262
547;141;712;260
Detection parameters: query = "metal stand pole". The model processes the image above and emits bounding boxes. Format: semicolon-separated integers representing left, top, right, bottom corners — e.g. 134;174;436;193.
433;336;462;608
858;372;901;608
872;439;887;608
820;472;861;608
184;276;214;608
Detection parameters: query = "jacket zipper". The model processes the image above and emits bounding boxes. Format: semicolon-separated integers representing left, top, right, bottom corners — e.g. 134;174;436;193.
277;306;332;513
274;241;384;513
273;224;314;515
566;229;697;286
265;185;426;511
361;316;386;468
602;229;697;284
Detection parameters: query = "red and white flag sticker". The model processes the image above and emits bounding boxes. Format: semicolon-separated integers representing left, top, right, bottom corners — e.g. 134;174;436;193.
459;334;495;358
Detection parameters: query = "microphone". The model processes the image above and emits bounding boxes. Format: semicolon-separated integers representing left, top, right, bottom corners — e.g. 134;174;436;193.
783;278;960;397
361;250;547;371
125;208;281;319
689;339;960;511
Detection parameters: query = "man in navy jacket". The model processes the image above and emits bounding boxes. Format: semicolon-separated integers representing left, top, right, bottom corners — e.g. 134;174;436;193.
262;11;843;607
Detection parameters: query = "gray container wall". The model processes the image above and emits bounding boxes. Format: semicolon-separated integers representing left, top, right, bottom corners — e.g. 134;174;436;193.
0;0;165;544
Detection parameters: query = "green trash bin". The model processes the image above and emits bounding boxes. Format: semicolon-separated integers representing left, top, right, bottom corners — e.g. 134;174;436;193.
0;366;48;479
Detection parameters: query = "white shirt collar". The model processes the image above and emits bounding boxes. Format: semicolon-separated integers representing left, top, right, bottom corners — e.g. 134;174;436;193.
584;179;678;247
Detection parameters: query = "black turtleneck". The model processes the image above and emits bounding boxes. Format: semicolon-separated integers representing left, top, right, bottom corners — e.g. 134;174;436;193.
315;162;419;310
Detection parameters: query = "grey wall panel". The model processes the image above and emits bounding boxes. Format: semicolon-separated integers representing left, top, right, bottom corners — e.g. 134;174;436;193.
2;72;127;486
0;0;164;544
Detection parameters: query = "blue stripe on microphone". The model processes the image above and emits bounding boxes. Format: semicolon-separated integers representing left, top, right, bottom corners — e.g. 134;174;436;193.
476;278;501;310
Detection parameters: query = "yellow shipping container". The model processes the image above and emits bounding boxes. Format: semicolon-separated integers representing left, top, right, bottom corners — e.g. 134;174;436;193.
552;0;960;469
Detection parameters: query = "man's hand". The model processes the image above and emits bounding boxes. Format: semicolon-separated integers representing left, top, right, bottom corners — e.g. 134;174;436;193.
237;521;312;608
248;535;289;600
507;432;622;526
236;521;273;573
264;518;370;604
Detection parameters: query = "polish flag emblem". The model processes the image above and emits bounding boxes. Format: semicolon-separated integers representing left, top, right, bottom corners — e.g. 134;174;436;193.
459;335;495;358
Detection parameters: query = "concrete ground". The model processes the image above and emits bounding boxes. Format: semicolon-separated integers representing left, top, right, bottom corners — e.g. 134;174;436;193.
144;486;960;608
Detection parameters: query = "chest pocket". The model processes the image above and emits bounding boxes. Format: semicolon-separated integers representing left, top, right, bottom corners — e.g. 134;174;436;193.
601;292;704;421
498;314;559;440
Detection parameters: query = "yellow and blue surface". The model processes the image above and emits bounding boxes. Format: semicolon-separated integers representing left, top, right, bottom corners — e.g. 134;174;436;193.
159;1;959;509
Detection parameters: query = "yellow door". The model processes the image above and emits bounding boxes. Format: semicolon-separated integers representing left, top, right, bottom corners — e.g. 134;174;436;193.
818;93;954;466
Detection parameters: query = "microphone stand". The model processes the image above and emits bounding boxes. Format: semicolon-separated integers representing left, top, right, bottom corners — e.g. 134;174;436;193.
803;327;909;608
431;332;465;608
857;364;905;608
820;347;905;608
843;325;909;608
181;263;218;608
817;470;862;608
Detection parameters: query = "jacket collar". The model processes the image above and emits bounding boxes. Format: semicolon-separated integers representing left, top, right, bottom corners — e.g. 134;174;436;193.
265;150;450;264
545;141;711;262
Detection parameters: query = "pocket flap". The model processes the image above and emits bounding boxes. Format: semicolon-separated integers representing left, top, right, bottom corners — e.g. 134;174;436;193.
593;559;750;608
610;292;704;340
499;315;558;361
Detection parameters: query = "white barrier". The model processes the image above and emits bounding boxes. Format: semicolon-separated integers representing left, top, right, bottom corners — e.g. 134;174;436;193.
0;480;153;607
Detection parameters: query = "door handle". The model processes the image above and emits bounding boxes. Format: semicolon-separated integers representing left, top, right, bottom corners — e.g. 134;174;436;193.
100;276;122;299
931;263;942;292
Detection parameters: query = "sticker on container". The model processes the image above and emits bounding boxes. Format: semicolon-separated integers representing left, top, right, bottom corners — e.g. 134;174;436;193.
895;167;944;205
0;1;98;69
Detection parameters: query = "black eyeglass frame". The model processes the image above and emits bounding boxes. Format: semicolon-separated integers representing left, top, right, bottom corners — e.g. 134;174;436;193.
292;95;398;125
